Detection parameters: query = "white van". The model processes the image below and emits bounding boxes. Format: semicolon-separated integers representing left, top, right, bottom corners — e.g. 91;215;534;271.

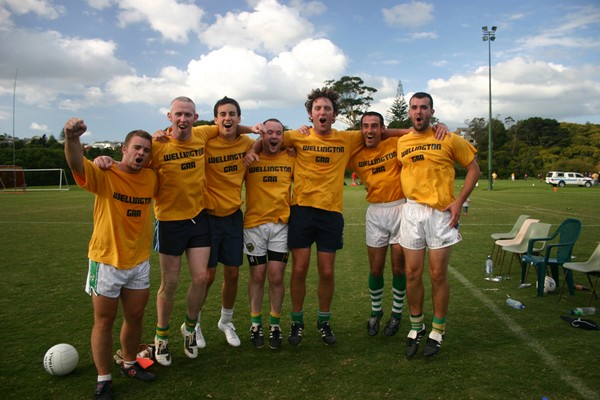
545;171;593;187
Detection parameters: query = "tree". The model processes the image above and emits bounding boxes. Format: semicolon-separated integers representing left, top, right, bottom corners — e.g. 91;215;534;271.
324;76;376;129
386;80;411;128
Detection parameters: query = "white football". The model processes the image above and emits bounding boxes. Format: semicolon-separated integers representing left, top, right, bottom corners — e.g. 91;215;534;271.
43;343;79;376
536;276;557;293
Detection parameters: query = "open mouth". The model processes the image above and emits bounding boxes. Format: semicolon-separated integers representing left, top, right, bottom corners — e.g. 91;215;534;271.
224;123;233;129
135;157;143;164
319;117;327;124
178;124;188;130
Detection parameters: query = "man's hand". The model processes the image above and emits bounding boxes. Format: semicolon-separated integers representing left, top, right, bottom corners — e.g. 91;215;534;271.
152;129;170;142
243;149;260;167
63;118;87;139
297;125;311;136
442;201;462;229
432;123;450;141
94;156;117;170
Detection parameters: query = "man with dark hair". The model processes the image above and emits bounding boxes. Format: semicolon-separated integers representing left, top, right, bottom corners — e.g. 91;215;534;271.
64;118;158;399
397;92;480;357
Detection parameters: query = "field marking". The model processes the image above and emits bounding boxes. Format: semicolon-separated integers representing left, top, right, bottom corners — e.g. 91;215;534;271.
450;266;600;400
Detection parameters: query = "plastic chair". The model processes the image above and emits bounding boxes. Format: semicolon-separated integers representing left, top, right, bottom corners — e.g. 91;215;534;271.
493;219;539;268
560;243;600;305
490;214;530;259
498;222;552;276
520;218;583;297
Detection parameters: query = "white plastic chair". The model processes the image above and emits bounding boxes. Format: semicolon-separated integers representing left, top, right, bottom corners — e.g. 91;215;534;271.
494;219;539;267
490;215;530;259
499;222;552;276
560;243;600;305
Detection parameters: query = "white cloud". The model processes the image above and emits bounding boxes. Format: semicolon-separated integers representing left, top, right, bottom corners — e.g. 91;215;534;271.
1;0;64;19
200;0;313;54
289;0;326;17
382;1;434;29
30;122;49;131
114;0;205;42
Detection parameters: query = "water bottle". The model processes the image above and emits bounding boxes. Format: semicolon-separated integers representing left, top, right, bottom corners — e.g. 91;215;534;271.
506;295;525;309
485;255;494;280
569;307;596;316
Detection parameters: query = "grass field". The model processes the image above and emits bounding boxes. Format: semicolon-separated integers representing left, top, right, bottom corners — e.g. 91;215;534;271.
1;179;600;400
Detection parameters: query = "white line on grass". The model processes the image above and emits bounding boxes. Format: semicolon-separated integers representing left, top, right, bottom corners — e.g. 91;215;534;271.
449;265;600;400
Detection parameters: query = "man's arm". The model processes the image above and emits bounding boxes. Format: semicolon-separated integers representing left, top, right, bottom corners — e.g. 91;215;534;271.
444;159;481;227
63;118;88;177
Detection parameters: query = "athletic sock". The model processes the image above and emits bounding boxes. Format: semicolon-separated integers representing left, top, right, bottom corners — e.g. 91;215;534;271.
98;374;112;382
410;314;425;331
291;310;304;324
184;314;197;333
156;324;170;339
251;312;262;327
368;273;384;316
317;310;331;325
432;316;447;336
269;312;281;328
220;307;234;324
391;274;406;318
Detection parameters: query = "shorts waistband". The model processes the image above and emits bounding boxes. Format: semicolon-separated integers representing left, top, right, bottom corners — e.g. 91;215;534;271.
369;198;406;208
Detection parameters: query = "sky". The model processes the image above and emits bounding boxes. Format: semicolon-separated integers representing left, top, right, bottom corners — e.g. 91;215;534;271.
0;0;599;143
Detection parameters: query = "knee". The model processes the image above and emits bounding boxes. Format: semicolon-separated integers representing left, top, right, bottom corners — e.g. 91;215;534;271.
157;276;179;301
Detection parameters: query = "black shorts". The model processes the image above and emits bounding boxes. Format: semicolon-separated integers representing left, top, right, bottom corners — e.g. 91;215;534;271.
208;209;243;268
288;205;344;252
154;210;211;256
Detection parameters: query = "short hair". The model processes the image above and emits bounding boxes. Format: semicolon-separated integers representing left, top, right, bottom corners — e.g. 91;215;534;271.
170;96;196;112
360;111;384;126
410;92;434;109
305;87;339;115
123;130;152;147
213;96;241;117
263;118;284;130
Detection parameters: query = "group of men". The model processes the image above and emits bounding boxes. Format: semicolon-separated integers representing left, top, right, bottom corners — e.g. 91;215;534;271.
64;89;479;400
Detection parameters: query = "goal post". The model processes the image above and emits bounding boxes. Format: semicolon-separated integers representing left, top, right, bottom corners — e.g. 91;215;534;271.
0;167;70;192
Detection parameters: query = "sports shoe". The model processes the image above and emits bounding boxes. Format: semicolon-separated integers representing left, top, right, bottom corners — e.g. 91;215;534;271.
218;319;241;347
195;322;207;349
423;331;444;357
250;325;265;348
120;361;157;381
383;315;402;337
288;321;304;346
317;321;337;345
405;327;427;358
180;323;198;359
269;326;282;349
367;313;383;336
94;380;114;400
154;336;172;366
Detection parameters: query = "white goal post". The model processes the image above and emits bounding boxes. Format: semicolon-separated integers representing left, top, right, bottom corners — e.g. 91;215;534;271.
0;168;70;191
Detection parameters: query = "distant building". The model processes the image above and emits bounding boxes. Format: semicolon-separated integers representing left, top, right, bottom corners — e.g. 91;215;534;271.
455;128;477;147
86;141;122;150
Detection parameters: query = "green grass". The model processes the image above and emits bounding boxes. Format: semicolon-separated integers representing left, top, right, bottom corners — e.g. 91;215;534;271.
1;179;600;400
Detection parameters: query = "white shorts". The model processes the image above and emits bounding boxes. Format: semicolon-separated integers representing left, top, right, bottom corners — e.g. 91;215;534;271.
85;259;151;298
365;199;405;247
399;200;462;250
243;222;289;256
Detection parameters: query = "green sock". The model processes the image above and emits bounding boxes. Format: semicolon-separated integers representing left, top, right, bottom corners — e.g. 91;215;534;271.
251;312;262;326
368;274;384;316
184;314;197;333
317;310;331;324
432;316;447;335
391;274;406;318
291;310;304;324
410;314;424;331
156;324;170;339
269;312;281;327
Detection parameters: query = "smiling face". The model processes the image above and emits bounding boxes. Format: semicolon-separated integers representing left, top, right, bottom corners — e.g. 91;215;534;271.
261;120;284;155
361;114;383;148
121;135;152;173
409;95;434;132
309;97;336;135
168;99;198;141
214;103;241;141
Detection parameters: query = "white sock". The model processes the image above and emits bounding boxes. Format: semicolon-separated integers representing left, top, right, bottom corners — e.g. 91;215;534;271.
221;307;234;324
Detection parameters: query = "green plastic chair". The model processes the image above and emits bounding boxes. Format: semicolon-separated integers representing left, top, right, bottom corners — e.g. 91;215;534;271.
520;218;582;297
490;215;530;259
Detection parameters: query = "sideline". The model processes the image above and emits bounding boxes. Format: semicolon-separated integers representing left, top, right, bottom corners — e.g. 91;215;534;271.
450;265;600;400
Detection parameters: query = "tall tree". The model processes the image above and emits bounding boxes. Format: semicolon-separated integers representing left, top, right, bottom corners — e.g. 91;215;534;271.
386;80;411;128
324;76;376;129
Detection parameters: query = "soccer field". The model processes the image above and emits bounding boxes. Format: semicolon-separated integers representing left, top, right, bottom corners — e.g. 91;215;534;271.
1;179;599;400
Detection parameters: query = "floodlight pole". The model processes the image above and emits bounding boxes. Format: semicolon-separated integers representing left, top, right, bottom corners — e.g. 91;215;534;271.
482;26;496;191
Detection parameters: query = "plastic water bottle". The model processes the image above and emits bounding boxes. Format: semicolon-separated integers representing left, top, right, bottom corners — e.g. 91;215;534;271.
569;307;596;316
506;295;525;309
485;255;494;280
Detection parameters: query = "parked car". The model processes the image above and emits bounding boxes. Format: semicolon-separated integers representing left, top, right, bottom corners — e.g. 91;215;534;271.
545;171;593;187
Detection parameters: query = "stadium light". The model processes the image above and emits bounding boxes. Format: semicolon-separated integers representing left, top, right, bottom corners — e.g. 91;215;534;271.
482;26;497;191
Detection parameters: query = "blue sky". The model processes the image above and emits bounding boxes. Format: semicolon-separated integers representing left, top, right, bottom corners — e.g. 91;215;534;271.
0;0;599;143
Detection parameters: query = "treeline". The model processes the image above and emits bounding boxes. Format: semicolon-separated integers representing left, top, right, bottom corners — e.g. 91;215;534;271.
0;117;599;187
